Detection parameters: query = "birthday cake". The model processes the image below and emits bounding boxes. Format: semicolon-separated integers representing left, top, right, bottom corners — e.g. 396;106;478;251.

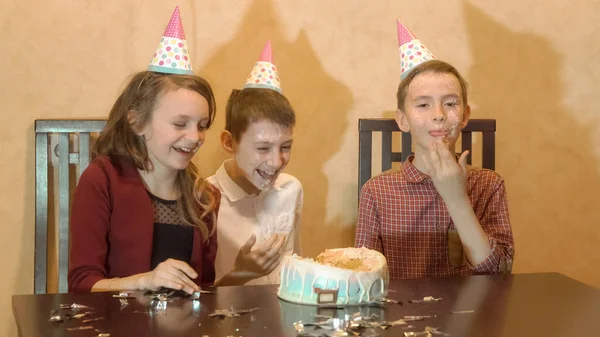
277;247;389;306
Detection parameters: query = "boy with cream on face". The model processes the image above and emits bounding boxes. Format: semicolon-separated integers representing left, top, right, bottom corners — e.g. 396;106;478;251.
355;20;514;279
207;41;303;285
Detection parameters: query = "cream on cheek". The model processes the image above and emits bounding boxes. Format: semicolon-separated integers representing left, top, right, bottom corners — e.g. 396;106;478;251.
439;76;464;137
409;113;440;151
446;113;462;137
235;150;271;190
405;80;430;135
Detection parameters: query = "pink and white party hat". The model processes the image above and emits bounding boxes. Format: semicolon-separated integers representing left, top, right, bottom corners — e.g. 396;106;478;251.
244;40;282;93
397;19;435;79
148;6;193;75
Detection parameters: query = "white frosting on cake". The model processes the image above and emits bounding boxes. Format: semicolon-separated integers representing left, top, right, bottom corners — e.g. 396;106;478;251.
277;247;389;305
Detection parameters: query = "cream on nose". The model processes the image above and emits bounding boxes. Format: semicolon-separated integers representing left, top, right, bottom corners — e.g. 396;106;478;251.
432;106;446;122
267;150;283;168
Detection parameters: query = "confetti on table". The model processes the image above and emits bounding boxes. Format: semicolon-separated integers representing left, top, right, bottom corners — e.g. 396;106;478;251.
209;307;261;319
408;296;442;304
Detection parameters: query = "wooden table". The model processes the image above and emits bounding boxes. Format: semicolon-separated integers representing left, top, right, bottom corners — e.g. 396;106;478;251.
13;272;600;337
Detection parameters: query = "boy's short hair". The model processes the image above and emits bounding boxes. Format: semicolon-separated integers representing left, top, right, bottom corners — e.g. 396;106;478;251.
225;88;296;141
396;60;469;111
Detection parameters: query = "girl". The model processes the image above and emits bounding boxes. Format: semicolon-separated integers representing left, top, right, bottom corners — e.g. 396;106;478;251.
68;70;218;294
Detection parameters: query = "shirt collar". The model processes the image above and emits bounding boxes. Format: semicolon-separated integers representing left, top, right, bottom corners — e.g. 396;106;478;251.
215;159;282;202
402;155;430;183
215;160;250;202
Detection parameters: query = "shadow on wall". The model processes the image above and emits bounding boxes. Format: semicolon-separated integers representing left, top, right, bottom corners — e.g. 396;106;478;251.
198;0;354;257
463;1;599;286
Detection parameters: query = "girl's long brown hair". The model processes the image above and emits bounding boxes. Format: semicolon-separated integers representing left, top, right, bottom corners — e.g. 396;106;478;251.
94;71;218;242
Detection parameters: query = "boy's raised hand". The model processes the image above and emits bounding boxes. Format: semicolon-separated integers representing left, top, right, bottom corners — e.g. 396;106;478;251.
232;234;285;279
422;139;469;201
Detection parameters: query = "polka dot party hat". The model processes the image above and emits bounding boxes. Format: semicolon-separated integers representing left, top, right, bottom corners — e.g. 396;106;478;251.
397;19;435;79
148;6;193;75
243;40;282;93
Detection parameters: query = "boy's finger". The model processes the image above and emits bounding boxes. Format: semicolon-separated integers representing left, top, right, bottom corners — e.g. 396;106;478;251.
252;236;275;257
458;150;469;173
271;235;286;253
240;234;257;254
264;259;281;274
264;240;284;262
427;142;442;173
436;139;454;163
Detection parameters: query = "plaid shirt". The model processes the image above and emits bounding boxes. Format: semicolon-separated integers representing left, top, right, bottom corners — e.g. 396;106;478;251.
355;156;514;279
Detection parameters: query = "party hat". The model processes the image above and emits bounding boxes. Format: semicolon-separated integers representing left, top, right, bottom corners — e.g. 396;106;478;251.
397;19;435;79
148;6;193;75
243;40;282;93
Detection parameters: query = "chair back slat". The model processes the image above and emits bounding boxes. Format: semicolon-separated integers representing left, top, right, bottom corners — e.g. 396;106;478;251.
34;119;107;294
461;132;473;165
401;132;412;162
358;128;373;193
34;132;49;295
78;132;91;177
381;132;393;172
482;131;496;170
57;133;70;293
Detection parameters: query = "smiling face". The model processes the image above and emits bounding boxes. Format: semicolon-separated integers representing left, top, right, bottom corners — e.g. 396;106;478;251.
396;71;470;154
135;88;211;174
223;119;293;194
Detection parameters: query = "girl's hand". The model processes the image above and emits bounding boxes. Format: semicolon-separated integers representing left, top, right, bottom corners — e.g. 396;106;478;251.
138;258;200;294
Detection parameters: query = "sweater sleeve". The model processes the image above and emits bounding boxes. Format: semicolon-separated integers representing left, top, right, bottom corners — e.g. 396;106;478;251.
68;161;112;292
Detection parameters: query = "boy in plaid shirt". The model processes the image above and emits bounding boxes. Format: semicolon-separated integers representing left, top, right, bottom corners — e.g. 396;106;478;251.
355;20;514;279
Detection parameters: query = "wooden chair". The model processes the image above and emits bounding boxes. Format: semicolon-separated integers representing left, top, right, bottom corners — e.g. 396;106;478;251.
34;119;107;294
358;118;496;194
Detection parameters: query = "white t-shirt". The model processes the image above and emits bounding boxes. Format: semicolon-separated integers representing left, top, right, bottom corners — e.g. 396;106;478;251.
207;159;303;285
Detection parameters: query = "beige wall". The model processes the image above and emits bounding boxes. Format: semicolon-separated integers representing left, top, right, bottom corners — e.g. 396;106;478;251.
2;0;599;335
